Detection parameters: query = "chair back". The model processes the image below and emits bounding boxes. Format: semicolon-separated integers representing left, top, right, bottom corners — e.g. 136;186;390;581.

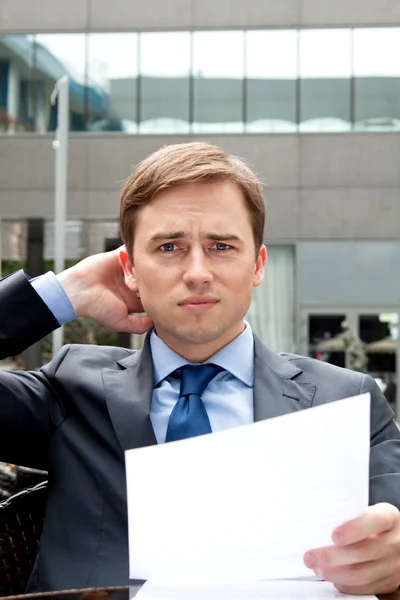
0;480;47;596
0;463;47;499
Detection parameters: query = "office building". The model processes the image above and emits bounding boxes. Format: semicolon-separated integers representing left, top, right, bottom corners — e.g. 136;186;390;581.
0;0;399;408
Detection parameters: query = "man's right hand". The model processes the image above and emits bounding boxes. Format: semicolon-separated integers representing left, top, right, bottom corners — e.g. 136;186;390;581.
56;248;154;335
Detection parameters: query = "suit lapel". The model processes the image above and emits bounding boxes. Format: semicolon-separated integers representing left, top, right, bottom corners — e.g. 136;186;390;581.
102;333;317;451
253;335;316;421
102;334;157;452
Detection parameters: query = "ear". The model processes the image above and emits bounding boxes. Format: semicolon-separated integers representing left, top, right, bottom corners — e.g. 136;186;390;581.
253;244;267;288
118;246;138;293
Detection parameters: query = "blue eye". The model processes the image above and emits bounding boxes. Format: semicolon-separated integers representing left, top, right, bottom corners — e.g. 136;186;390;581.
160;243;177;252
215;243;230;251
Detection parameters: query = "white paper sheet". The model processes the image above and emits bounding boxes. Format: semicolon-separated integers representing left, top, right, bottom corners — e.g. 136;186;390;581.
131;580;376;600
125;393;371;584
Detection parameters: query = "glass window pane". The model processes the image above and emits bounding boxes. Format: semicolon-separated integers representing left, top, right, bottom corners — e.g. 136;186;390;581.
192;31;244;133
245;30;297;133
34;34;86;132
0;35;36;133
354;28;400;130
299;29;352;132
87;33;138;133
308;315;346;367
139;32;190;134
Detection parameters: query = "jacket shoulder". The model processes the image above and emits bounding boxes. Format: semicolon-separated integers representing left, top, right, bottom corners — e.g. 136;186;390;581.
42;343;138;373
278;351;364;385
65;343;136;363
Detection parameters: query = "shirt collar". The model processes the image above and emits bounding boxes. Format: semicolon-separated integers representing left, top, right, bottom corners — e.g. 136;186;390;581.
150;322;254;388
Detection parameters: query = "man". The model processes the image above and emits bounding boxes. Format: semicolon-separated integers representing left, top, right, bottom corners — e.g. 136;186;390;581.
1;142;400;595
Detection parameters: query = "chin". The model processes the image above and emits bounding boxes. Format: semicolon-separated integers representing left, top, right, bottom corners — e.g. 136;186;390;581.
174;324;228;345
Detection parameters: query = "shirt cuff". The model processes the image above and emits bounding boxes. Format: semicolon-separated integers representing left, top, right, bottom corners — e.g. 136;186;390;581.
30;271;77;325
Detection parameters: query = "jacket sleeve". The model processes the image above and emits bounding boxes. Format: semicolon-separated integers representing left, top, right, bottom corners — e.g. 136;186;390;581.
365;373;400;508
0;270;60;359
0;346;69;469
0;270;68;468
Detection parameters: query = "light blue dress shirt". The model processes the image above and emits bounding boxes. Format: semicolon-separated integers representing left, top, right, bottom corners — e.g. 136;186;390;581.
31;272;76;324
31;272;255;443
149;326;254;443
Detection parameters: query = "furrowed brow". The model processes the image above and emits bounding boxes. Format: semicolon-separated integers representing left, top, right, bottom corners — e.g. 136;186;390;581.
149;231;186;243
205;233;242;243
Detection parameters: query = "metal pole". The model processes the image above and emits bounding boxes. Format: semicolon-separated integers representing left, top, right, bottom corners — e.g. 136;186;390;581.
51;76;69;356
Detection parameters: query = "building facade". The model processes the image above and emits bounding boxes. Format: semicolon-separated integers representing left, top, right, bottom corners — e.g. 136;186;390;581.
0;0;399;408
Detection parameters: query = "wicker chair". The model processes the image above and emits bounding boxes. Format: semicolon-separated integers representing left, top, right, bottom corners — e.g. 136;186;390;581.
0;463;47;499
0;480;47;596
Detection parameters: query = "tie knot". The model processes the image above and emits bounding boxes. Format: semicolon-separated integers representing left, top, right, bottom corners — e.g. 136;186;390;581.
177;364;222;399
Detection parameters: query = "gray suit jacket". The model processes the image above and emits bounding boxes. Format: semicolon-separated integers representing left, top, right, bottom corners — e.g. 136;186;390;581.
1;270;400;592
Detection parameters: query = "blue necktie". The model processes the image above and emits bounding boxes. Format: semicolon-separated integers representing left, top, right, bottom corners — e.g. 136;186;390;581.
165;364;222;442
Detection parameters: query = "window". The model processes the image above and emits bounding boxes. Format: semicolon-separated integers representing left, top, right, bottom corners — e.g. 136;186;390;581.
354;28;400;130
87;33;138;133
2;27;400;136
246;30;297;133
34;34;86;132
192;31;244;133
139;32;191;134
299;29;352;132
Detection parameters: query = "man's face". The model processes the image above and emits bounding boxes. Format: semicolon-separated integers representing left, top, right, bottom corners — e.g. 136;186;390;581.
121;182;267;361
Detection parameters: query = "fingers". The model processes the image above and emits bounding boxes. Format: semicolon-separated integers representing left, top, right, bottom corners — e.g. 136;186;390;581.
332;503;399;546
303;505;400;595
317;558;389;588
335;572;400;596
325;564;399;595
305;535;388;570
126;298;146;314
304;508;400;570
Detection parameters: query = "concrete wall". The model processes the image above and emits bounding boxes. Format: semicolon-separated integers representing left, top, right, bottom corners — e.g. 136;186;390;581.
298;242;400;306
1;0;400;32
1;132;400;242
1;0;399;243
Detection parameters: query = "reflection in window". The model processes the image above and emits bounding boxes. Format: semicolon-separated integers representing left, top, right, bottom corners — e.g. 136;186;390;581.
245;30;297;133
0;36;36;133
87;34;138;133
139;32;190;134
299;29;352;132
33;34;87;132
192;31;244;133
3;27;400;136
0;34;88;133
354;28;400;130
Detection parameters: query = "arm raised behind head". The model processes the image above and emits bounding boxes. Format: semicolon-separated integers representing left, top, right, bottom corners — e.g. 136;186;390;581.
0;249;154;360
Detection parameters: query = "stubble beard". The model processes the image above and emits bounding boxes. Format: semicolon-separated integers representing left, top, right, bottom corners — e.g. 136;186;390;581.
160;313;243;348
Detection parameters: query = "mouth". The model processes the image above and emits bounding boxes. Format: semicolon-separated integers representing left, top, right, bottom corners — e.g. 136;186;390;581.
178;297;219;313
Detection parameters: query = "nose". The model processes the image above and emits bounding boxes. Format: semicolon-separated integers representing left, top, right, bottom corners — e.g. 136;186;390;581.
182;247;213;287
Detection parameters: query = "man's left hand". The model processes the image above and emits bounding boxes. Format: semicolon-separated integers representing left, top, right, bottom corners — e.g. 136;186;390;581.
303;503;400;595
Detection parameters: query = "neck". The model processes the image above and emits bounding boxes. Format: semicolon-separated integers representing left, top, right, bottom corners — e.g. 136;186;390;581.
156;322;246;363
